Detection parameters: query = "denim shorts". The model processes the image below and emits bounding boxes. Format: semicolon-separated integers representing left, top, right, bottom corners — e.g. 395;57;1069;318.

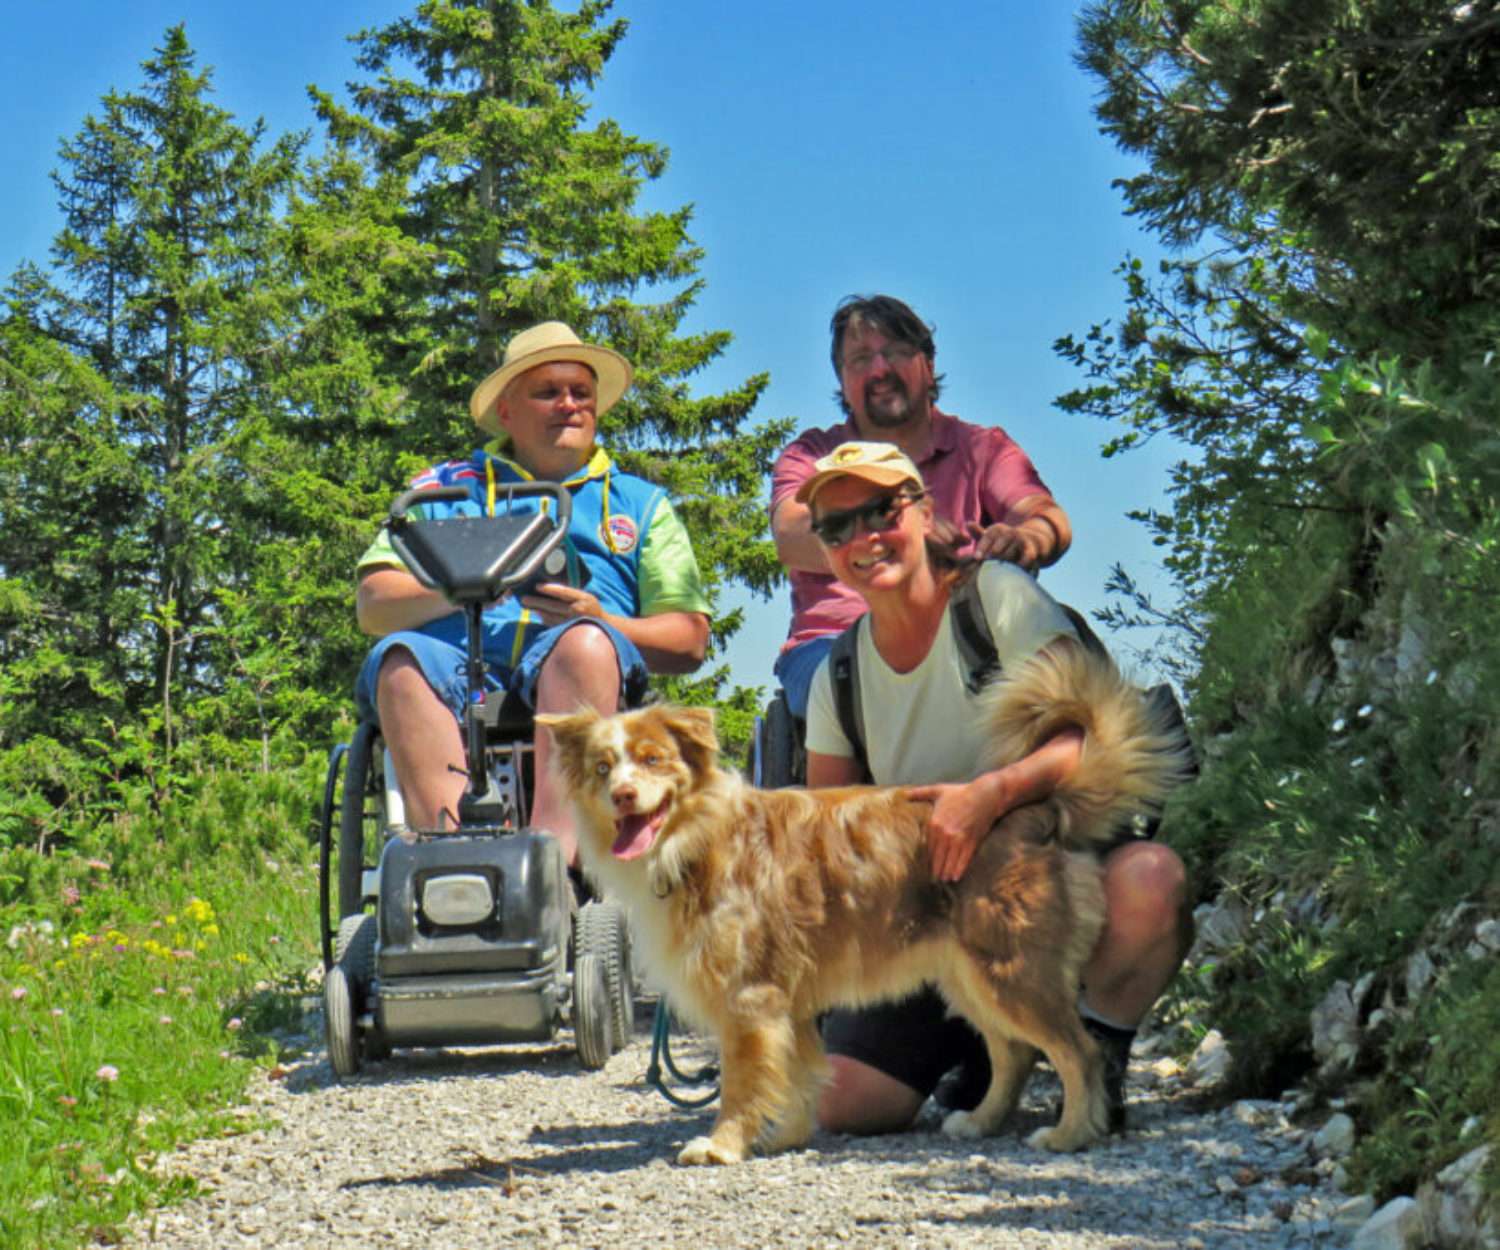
354;617;650;725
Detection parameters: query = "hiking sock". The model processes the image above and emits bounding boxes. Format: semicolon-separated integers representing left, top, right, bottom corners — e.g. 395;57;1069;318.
1078;1005;1135;1133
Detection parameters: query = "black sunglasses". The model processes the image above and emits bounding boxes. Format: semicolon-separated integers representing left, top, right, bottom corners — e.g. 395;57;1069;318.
810;490;924;547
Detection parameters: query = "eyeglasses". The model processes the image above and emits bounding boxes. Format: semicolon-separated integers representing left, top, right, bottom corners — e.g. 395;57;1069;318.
810;490;924;547
839;344;920;375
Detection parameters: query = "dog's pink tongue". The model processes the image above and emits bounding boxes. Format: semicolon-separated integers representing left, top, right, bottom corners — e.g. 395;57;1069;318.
613;805;666;860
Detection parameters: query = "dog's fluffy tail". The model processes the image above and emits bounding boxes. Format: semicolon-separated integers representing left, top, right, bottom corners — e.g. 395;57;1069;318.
977;641;1195;850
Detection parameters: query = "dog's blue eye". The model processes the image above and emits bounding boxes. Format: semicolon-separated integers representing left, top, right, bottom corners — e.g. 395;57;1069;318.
594;761;610;776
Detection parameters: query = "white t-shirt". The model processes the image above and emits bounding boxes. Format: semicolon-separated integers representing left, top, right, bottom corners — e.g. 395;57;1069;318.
804;562;1076;787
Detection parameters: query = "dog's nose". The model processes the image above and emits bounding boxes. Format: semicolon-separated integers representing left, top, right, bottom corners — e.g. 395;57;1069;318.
611;783;637;812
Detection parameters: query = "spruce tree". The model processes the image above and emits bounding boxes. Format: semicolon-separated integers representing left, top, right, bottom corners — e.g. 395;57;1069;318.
0;25;307;813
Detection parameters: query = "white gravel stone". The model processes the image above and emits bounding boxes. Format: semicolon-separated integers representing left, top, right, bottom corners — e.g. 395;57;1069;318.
123;1003;1352;1248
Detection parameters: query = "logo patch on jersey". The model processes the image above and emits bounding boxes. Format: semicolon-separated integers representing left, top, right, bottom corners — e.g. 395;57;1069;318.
602;515;639;554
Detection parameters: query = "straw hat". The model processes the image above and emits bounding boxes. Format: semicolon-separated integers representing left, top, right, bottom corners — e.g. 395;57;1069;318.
469;321;634;435
793;440;925;506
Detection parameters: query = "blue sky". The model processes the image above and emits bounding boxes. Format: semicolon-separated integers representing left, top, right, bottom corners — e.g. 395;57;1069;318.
1;1;1181;695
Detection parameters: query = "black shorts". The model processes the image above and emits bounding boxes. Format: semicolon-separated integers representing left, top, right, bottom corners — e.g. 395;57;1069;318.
820;986;990;1104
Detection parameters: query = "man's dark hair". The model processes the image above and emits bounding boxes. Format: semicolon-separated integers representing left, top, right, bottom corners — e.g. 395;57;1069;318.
829;294;943;414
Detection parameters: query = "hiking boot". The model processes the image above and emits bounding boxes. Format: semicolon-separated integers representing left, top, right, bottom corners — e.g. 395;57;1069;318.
1081;1015;1133;1134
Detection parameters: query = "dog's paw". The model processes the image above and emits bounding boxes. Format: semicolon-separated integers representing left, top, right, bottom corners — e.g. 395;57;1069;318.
1026;1124;1095;1153
677;1135;745;1166
941;1109;987;1140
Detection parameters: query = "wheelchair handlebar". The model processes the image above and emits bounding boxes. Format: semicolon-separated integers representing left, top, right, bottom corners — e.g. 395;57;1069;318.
384;480;575;605
388;480;572;530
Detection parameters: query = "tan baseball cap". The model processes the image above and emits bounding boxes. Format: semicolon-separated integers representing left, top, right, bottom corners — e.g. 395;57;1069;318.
469;321;634;435
794;440;925;506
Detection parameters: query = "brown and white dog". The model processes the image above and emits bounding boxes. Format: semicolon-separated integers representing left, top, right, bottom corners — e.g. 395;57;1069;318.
541;644;1193;1166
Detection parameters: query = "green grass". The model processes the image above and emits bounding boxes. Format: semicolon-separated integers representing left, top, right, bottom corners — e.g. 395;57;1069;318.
0;765;324;1248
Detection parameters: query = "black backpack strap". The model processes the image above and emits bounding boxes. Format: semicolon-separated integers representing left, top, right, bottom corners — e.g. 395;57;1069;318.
1058;601;1111;661
827;616;870;781
949;570;1001;695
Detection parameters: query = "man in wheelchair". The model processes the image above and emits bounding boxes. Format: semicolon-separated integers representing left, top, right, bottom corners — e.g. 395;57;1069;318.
353;321;711;868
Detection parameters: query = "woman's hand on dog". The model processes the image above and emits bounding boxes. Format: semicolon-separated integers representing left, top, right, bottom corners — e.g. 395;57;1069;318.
906;729;1086;882
904;777;1004;882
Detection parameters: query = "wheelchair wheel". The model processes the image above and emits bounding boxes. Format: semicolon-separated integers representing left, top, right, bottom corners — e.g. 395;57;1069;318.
335;913;390;1061
338;722;386;919
326;914;372;1077
755;693;803;789
573;954;613;1070
578;900;633;1051
325;965;358;1077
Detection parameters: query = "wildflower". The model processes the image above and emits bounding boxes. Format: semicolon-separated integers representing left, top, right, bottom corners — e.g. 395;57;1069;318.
158;1016;174;1026
183;898;215;925
203;924;220;937
59;1096;77;1108
268;935;281;945
177;986;194;997
165;915;177;925
96;1065;119;1083
153;987;167;997
9;986;26;1002
86;859;111;872
226;1018;243;1032
234;953;250;964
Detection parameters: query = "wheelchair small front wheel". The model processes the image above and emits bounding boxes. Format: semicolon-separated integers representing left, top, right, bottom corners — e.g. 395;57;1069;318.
573;954;613;1071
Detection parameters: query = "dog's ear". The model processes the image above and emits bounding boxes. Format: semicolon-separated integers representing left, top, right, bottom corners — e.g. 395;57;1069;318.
536;707;601;789
664;705;719;776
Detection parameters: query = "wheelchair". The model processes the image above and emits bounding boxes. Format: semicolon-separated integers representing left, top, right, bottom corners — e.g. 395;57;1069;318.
746;688;806;790
317;481;633;1077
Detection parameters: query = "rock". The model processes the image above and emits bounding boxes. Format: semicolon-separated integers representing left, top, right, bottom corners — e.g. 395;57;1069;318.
1334;1194;1378;1230
1312;1112;1356;1160
1186;1029;1231;1087
1352;1196;1422;1250
1192;897;1251;959
1406;950;1437;1000
1474;919;1500;953
1311;980;1363;1071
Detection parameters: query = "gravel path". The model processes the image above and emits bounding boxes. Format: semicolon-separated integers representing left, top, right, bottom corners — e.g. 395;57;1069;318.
126;998;1357;1249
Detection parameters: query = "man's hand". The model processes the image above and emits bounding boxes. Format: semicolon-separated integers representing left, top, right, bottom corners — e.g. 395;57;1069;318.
517;582;604;626
903;779;999;882
967;519;1048;571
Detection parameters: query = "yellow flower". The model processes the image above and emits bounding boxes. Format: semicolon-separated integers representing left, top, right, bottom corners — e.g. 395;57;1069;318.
234;953;249;964
203;924;219;937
